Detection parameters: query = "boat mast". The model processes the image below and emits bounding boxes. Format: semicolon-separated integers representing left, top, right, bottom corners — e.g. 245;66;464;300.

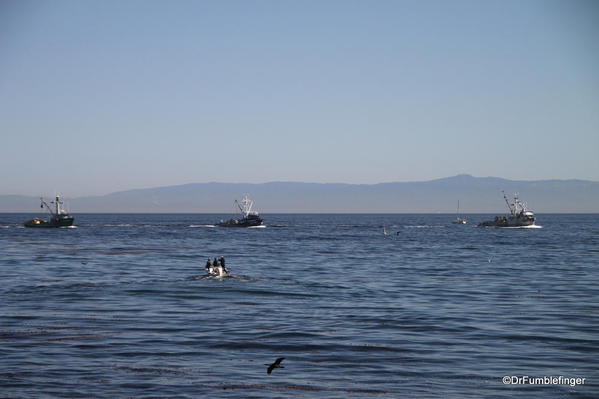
241;195;253;217
234;195;254;217
513;194;525;214
52;196;63;215
502;191;515;216
39;195;66;217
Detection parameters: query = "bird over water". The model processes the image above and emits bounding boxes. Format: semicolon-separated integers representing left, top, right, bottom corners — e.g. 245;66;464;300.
266;357;285;374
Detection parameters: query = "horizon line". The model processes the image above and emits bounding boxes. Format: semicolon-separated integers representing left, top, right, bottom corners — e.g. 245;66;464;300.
2;211;598;215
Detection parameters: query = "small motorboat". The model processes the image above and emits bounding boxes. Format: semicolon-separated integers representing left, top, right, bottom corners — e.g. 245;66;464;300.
206;264;230;278
205;258;231;278
24;196;74;228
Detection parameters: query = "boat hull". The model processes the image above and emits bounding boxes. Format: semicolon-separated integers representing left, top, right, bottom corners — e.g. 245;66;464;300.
478;215;534;228
24;216;75;228
216;216;263;228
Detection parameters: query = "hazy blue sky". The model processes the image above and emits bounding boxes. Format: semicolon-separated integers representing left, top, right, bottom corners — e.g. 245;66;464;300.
1;0;598;196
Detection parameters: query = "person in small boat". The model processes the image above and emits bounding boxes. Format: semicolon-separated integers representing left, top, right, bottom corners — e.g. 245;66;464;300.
209;258;219;275
204;256;230;276
214;257;229;276
218;256;228;273
206;258;220;275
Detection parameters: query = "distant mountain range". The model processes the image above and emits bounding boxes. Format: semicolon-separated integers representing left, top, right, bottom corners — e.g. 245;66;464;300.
1;174;598;213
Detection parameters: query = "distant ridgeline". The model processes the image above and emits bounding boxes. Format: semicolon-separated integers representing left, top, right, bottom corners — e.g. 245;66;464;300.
2;175;599;213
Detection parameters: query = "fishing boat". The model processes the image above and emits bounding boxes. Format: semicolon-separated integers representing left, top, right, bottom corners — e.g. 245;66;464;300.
216;195;264;227
452;200;467;224
24;196;75;228
478;192;536;227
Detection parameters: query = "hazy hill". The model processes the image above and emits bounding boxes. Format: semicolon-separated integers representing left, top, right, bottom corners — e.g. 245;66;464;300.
1;175;598;213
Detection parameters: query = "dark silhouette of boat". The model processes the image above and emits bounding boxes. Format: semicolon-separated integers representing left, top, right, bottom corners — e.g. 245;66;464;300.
216;195;264;227
24;196;74;228
478;192;536;227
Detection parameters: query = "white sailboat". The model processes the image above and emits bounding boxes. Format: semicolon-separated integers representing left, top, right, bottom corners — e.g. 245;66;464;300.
452;200;467;224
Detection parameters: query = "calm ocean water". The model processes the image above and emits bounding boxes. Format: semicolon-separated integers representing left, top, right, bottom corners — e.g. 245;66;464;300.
1;213;598;398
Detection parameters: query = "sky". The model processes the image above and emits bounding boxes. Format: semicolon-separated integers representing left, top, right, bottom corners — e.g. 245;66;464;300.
1;0;598;197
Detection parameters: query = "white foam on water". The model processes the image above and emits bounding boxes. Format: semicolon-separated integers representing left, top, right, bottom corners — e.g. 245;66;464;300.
102;224;133;227
502;225;542;229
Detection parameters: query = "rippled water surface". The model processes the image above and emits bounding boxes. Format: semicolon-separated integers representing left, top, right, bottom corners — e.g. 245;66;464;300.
1;213;598;398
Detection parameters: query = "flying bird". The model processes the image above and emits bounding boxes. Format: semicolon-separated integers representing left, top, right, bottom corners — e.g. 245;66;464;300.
266;357;285;374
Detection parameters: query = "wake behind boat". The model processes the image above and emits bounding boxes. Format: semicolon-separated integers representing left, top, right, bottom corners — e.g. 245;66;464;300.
479;192;536;228
24;196;74;228
216;195;264;227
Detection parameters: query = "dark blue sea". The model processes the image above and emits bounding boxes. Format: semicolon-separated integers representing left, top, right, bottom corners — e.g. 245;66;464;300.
1;213;598;398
